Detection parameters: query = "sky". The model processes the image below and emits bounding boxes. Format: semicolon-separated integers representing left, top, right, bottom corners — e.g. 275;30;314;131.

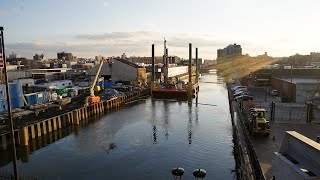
1;0;320;59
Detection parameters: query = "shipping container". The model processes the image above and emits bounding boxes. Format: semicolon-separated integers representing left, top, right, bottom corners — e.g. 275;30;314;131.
37;91;52;104
11;97;24;109
25;93;38;105
0;83;23;100
9;83;23;98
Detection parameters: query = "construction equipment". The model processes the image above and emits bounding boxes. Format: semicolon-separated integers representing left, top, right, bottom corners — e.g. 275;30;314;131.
245;108;270;136
87;59;108;103
238;95;270;136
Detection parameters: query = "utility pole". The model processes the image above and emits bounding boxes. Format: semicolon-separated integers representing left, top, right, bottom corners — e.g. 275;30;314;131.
1;27;19;180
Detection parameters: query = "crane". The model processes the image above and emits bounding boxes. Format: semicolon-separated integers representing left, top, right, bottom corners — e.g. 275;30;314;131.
87;59;107;103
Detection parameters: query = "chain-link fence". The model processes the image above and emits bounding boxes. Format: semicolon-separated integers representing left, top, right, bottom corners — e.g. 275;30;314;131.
254;101;320;124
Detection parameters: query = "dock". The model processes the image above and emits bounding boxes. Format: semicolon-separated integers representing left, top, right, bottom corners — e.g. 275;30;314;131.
0;90;148;151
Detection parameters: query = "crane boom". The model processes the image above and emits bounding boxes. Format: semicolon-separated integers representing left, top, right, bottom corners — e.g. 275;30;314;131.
90;59;104;97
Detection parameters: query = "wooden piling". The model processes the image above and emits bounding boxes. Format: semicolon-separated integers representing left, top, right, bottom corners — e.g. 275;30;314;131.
30;125;36;139
1;135;7;150
21;127;29;146
42;121;47;135
81;108;85;120
47;119;52;133
72;110;80;125
57;116;62;129
37;123;41;137
53;118;57;131
84;107;88;118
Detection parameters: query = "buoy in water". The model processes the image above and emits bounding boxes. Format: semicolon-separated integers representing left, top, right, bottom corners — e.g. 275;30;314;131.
193;169;207;179
171;167;185;177
272;136;276;141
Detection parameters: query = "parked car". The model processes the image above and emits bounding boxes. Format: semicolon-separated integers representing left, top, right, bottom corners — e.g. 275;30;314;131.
270;90;279;96
232;86;248;93
234;91;249;98
234;88;249;94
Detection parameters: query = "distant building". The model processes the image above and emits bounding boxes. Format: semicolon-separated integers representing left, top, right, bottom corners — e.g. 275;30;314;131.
57;52;73;60
204;60;215;66
217;43;242;59
121;53;127;59
7;52;26;65
310;52;320;61
168;56;181;64
8;52;21;59
33;54;47;61
95;55;105;62
127;56;163;64
178;58;203;66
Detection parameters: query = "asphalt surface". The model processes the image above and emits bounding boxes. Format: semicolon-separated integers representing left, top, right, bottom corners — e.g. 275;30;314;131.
231;83;320;179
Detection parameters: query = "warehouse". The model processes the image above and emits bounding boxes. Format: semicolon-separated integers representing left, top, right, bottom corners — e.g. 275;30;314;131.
271;77;320;103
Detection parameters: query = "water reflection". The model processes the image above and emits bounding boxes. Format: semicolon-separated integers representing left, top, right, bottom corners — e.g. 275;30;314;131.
0;127;73;167
0;74;235;179
151;99;157;144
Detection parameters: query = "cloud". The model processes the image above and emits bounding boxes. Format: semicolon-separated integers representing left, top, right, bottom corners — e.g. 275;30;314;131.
6;31;263;59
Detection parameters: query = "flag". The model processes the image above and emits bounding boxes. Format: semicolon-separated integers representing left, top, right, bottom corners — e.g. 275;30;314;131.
0;36;3;68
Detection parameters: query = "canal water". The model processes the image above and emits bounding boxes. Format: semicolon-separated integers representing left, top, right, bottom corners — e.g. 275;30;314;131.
0;73;235;179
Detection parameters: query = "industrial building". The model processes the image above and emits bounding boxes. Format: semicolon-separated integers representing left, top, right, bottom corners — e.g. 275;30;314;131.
271;77;320;103
87;62;112;82
112;58;147;83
